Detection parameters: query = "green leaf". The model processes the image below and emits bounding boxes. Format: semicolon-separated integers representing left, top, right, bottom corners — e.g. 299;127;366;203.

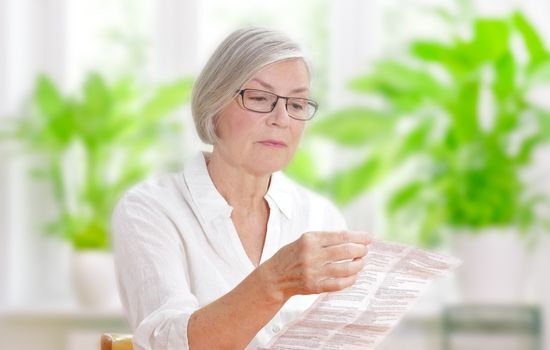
82;73;112;121
411;41;452;62
35;75;64;118
141;78;193;123
71;218;110;250
449;79;480;141
310;107;395;146
494;112;518;134
526;59;550;84
411;38;487;78
472;18;510;62
515;134;542;164
349;61;448;110
417;203;446;247
327;156;382;205
492;52;516;101
387;182;424;214
394;117;435;161
512;11;548;69
283;147;321;190
29;76;78;149
111;77;139;102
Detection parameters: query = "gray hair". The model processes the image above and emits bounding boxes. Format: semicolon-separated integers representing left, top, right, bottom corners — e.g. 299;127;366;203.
191;27;311;145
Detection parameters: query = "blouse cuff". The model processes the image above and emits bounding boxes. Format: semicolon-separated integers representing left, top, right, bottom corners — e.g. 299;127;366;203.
133;307;197;350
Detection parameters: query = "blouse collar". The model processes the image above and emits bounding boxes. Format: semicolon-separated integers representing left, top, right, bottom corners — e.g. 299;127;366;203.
182;151;293;221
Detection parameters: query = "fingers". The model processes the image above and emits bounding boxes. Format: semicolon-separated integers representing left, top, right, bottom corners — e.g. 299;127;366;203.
317;275;358;293
322;257;364;278
316;230;372;247
322;243;368;262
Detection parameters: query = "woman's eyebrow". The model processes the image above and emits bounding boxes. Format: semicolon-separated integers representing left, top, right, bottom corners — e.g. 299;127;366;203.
290;87;310;94
250;78;309;94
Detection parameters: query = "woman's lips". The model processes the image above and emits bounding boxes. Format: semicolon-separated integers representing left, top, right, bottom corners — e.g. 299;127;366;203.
258;140;287;148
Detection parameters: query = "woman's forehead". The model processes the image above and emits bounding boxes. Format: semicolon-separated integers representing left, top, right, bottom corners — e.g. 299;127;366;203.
245;59;310;92
248;77;309;94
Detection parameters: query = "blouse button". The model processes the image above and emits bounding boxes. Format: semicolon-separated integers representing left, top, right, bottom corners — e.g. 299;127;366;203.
272;325;281;333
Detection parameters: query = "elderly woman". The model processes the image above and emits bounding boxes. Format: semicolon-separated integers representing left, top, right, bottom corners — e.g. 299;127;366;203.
112;27;370;350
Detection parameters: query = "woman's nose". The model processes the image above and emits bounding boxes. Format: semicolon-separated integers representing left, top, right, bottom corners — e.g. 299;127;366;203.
267;98;290;127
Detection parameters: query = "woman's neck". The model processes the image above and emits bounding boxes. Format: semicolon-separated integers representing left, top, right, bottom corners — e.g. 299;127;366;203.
206;150;270;211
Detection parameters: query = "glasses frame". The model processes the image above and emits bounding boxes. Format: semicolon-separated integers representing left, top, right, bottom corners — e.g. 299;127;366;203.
236;89;318;121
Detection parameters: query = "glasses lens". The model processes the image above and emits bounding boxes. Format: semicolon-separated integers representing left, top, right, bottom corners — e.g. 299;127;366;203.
242;90;277;112
287;98;317;120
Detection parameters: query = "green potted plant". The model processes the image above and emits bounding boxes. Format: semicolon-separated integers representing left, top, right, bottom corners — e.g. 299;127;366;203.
2;73;192;307
286;10;550;302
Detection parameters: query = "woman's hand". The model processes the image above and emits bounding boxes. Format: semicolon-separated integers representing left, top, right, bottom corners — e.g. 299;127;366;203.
259;231;371;303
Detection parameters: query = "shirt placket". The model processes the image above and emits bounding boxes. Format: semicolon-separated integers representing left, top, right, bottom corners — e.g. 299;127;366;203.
260;196;282;265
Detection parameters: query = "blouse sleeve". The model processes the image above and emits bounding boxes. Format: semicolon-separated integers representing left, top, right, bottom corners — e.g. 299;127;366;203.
111;190;199;350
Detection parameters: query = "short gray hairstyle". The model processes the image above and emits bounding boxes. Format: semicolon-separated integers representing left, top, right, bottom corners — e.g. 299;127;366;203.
191;27;311;145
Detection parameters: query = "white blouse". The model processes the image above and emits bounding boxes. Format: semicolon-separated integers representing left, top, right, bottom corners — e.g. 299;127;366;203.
111;151;347;350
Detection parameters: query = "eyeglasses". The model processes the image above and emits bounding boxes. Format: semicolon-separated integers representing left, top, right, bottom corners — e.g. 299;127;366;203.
237;89;318;121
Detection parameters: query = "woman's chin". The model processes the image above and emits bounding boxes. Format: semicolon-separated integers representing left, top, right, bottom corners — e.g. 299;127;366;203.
247;156;290;176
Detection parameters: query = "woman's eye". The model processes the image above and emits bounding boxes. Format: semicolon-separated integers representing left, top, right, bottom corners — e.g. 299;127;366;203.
250;96;267;102
291;103;304;110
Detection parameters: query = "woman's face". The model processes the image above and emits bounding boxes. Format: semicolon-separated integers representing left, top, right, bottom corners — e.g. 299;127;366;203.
213;59;310;176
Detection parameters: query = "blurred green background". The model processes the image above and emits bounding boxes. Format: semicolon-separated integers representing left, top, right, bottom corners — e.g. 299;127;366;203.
287;8;550;247
1;0;549;349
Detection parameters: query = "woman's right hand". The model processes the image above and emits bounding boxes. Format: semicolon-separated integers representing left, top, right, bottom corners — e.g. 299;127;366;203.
260;231;371;303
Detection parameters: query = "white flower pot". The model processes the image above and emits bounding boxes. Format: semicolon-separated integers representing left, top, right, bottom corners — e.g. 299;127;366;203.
72;250;119;309
451;228;530;303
